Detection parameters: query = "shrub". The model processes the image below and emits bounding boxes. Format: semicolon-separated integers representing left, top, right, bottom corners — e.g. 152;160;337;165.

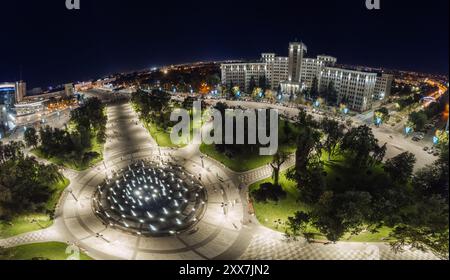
251;182;287;203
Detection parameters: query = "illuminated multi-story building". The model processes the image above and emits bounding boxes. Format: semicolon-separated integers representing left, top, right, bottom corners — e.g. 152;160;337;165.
373;73;394;100
318;67;377;111
221;41;392;111
300;55;337;89
261;53;289;89
220;62;267;92
0;81;26;133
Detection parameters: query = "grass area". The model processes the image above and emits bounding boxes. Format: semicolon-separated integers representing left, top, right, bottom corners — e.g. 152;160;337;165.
249;172;309;230
0;242;93;260
32;137;104;171
146;122;188;148
45;177;70;212
0;214;52;239
200;120;298;172
249;156;393;242
0;178;70;239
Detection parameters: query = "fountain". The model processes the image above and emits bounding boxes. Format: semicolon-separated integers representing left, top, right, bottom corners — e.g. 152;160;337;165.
93;161;207;237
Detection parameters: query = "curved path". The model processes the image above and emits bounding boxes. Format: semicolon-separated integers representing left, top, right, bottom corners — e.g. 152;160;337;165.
0;102;438;260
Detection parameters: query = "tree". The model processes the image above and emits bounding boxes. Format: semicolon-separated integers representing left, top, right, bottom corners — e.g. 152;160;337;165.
408;111;428;131
311;191;373;242
248;76;256;94
326;81;338;106
309;76;319;100
321;118;344;160
341;125;379;168
286;211;311;240
295;126;321;176
297;108;315;128
375;107;390;122
370;142;387;166
413;151;449;202
24;127;39;148
384;152;416;183
390;195;449;260
259;76;269;91
270;151;289;187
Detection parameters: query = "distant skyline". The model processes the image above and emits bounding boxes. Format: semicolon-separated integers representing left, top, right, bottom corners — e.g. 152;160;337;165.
1;0;448;88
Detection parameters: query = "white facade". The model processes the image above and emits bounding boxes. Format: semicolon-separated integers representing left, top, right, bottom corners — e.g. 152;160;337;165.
262;53;289;89
221;42;389;112
220;63;267;91
319;67;377;112
300;55;337;89
373;73;393;100
287;42;307;83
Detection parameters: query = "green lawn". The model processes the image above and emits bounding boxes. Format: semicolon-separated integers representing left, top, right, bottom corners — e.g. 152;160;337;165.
200;120;298;172
0;178;70;239
0;214;53;239
0;242;93;260
45;177;70;212
249;172;310;230
32;137;104;171
249;158;393;242
146;122;188;148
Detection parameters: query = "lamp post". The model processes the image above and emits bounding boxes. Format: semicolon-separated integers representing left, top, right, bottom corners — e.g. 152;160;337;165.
68;188;78;202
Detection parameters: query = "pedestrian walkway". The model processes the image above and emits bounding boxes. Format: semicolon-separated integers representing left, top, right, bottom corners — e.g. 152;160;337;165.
239;227;438;260
0;227;62;248
237;154;295;185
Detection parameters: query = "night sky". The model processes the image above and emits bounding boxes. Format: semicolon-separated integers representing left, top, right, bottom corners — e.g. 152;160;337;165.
1;0;448;88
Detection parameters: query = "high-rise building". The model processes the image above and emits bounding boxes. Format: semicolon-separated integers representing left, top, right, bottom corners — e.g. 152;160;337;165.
220;63;267;92
287;42;307;83
0;82;19;133
300;55;337;89
319;67;377;112
15;81;26;103
64;83;75;97
373;73;393;100
262;53;289;89
221;41;390;111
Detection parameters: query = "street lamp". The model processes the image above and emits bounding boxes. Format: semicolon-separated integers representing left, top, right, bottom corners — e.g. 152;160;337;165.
200;155;204;168
68;188;78;202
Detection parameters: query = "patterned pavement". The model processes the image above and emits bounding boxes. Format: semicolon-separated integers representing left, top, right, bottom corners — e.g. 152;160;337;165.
240;227;438;260
0;227;63;248
237;154;295;185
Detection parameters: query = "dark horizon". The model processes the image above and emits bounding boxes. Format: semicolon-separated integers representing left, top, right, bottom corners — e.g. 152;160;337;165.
1;0;448;88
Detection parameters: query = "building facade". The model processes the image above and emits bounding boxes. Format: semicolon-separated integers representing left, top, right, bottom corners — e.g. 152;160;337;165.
300;55;337;89
319;67;377;112
373;73;394;100
261;53;289;89
221;42;392;112
220;62;267;92
0;81;26;133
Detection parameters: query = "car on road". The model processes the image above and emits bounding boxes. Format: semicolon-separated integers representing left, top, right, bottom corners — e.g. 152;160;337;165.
423;147;429;151
412;137;420;142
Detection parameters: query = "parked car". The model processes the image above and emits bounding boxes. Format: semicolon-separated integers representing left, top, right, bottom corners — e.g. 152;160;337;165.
423;147;429;151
